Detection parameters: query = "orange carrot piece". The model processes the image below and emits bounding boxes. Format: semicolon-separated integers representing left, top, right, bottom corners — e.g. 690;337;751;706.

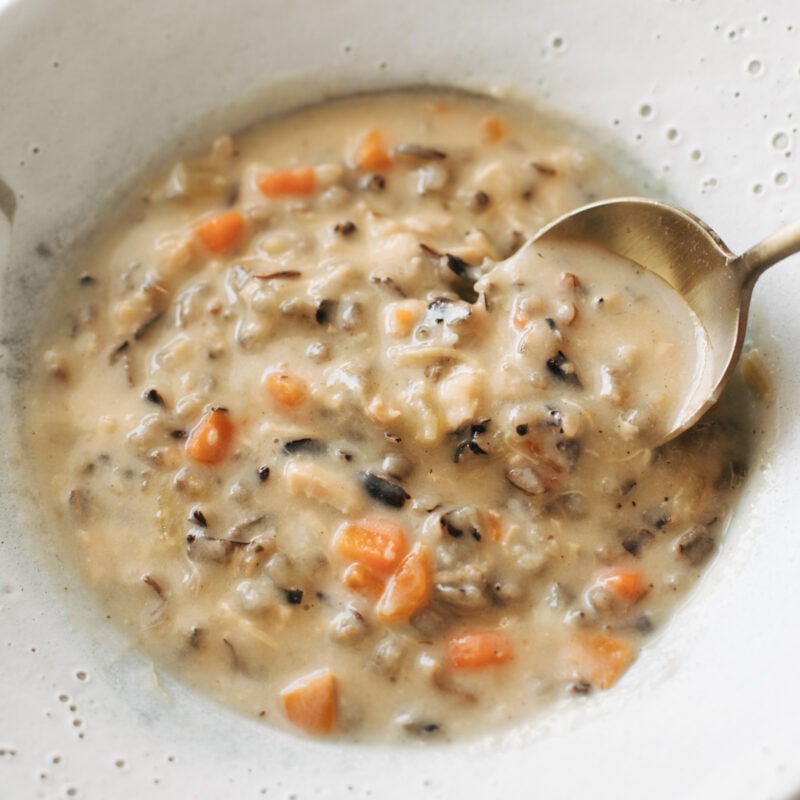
392;307;415;332
481;115;506;143
355;129;392;171
486;511;503;542
446;629;514;669
280;669;336;735
595;568;647;605
195;210;245;253
185;409;234;464
376;543;431;622
264;371;306;408
334;518;406;574
257;167;318;198
568;632;634;690
342;562;385;597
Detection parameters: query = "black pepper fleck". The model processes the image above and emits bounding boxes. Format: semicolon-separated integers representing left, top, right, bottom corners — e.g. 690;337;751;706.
284;589;304;605
334;220;357;236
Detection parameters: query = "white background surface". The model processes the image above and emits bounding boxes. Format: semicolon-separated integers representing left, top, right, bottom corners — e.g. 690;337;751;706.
1;1;799;798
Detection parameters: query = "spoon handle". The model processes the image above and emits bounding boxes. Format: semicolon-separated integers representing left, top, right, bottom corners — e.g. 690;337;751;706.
736;217;800;283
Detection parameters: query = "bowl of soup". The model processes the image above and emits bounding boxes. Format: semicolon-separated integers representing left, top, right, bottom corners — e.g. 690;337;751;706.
1;1;799;798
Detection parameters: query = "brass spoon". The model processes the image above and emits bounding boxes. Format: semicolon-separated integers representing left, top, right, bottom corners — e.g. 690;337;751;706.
530;197;800;445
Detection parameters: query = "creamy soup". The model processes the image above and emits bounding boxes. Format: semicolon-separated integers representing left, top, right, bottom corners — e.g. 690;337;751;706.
27;90;755;740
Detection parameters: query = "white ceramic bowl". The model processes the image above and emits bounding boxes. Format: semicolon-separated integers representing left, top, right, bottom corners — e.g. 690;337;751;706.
2;1;800;798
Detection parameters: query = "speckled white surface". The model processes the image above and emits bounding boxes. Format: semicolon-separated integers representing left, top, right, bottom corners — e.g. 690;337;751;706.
1;1;800;798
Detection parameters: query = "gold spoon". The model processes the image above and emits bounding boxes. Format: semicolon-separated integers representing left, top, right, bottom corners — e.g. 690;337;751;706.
530;197;800;445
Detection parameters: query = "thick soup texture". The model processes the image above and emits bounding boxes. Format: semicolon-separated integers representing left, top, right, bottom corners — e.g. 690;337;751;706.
29;91;753;740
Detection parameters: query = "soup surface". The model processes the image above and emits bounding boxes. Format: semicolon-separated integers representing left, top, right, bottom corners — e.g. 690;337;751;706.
28;90;754;740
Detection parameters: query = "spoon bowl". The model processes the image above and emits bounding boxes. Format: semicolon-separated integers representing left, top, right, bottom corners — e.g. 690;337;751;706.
529;197;800;445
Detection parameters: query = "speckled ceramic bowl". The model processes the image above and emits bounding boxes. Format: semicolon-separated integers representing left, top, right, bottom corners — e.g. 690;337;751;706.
2;1;800;798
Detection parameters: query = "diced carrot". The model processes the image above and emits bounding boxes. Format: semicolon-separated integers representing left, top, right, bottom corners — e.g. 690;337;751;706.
594;568;647;605
386;304;418;338
280;669;336;735
354;129;392;172
264;371;306;408
376;543;431;622
568;632;634;690
195;210;245;253
393;307;415;330
342;562;385;597
481;115;506;143
334;517;406;574
446;628;514;669
257;166;318;198
185;409;234;464
486;511;503;542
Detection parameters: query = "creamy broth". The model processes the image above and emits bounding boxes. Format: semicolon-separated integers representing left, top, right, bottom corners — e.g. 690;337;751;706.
27;90;753;740
477;238;709;447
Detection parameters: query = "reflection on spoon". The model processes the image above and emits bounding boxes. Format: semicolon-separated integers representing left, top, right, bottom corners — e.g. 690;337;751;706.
513;197;800;447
